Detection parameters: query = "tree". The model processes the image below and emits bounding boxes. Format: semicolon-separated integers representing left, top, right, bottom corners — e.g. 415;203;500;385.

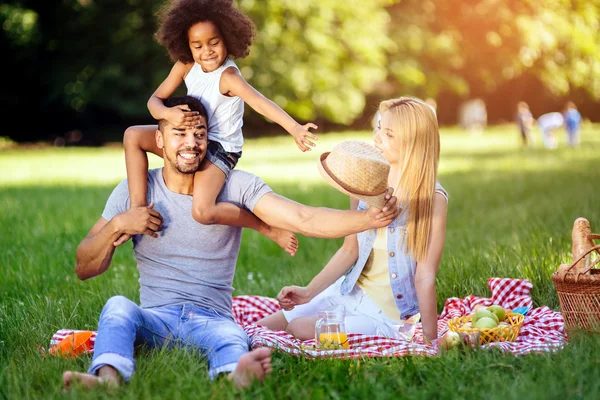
383;0;600;102
238;0;392;124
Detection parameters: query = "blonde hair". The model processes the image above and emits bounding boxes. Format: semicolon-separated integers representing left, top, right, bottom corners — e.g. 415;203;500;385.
378;97;440;262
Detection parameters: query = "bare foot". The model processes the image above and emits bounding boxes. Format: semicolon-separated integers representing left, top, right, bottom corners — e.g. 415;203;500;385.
229;347;273;388
267;227;298;256
63;370;119;391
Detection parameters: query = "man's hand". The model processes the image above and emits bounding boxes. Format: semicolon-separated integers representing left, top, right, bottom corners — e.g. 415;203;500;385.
366;188;400;228
276;285;312;311
113;202;163;246
290;123;318;152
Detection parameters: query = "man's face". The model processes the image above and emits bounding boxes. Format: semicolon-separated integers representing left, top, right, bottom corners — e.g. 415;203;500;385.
157;117;208;174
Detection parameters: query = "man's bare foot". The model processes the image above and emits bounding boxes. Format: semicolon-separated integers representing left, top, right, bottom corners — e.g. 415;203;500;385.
63;369;119;391
229;347;273;388
267;227;299;256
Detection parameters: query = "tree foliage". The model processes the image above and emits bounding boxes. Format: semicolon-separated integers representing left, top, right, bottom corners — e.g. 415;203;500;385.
385;0;600;101
2;0;600;141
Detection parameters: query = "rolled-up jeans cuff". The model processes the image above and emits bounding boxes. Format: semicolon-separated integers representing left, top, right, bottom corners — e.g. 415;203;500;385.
209;362;238;380
88;352;135;382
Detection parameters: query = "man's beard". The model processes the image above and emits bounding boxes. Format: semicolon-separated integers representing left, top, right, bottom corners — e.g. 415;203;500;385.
165;148;202;174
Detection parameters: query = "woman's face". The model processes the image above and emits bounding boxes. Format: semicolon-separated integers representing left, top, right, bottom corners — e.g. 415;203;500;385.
374;111;399;164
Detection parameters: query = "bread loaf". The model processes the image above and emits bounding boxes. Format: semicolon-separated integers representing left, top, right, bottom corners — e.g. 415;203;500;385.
572;217;593;273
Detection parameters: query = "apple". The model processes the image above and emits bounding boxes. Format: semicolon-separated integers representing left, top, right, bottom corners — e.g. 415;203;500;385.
487;305;507;322
474;317;498;329
472;309;499;325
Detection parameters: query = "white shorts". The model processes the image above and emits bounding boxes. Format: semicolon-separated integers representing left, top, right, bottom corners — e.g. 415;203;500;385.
282;278;414;339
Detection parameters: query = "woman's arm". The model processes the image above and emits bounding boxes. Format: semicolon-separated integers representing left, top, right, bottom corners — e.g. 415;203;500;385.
414;192;448;342
277;199;360;310
220;67;318;152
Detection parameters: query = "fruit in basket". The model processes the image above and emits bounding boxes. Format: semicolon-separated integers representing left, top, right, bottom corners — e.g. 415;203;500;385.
473;317;498;329
472;309;499;325
497;323;512;340
487;305;507;322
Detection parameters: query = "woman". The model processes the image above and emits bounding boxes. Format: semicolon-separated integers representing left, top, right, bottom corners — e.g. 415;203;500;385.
257;97;448;343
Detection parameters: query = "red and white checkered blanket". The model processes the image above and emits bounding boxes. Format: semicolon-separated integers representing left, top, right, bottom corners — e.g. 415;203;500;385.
51;278;566;358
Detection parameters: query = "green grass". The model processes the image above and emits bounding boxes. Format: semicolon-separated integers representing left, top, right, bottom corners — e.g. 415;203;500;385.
1;124;600;399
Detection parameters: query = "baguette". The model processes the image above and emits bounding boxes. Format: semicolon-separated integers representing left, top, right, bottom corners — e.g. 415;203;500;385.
572;217;593;273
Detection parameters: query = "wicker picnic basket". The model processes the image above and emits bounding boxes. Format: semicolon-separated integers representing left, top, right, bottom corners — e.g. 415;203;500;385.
551;218;600;334
447;312;524;345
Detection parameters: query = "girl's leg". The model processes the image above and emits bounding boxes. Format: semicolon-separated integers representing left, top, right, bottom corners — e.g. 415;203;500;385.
192;159;299;256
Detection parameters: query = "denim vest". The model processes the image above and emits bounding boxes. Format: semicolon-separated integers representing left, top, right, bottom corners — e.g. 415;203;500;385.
340;183;447;320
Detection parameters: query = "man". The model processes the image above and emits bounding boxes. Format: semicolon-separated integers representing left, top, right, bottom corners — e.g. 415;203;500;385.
63;95;399;389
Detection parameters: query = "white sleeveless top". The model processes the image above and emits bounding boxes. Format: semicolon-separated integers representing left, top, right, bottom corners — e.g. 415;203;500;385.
184;58;245;153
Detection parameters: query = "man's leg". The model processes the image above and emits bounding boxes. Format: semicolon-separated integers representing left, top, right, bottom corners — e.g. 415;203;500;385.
63;296;176;389
181;306;272;388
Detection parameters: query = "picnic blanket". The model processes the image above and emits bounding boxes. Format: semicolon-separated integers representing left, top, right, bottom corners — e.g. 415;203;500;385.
50;278;566;358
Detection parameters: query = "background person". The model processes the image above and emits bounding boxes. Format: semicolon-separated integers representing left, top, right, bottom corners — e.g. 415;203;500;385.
563;101;582;147
536;111;564;149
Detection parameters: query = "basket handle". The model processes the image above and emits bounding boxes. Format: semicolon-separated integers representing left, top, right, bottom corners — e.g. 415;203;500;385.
555;244;600;282
588;234;600;255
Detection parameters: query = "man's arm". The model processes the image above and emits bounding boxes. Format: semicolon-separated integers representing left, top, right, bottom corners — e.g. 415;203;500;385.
75;204;163;280
252;191;398;239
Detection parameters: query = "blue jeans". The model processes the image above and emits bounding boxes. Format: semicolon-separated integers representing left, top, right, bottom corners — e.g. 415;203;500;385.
88;296;249;381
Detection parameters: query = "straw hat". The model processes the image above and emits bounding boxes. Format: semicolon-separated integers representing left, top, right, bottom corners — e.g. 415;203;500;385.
318;140;390;209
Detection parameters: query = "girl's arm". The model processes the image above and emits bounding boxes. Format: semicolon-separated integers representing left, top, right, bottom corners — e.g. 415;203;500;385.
220;67;318;152
277;199;360;310
148;61;201;128
123;126;163;207
414;193;448;342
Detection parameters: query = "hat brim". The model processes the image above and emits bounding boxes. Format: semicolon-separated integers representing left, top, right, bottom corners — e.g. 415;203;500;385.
318;152;388;209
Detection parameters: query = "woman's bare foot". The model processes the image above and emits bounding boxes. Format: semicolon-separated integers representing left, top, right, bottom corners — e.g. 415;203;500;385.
267;227;299;256
229;347;273;388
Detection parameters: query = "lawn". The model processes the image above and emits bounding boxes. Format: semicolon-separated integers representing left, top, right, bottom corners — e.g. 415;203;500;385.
1;124;600;399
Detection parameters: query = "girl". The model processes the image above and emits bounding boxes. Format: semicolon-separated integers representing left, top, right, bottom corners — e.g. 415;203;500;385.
121;0;318;255
257;97;448;343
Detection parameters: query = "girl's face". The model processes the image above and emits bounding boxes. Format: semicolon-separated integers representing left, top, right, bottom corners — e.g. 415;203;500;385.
374;111;399;164
188;21;228;72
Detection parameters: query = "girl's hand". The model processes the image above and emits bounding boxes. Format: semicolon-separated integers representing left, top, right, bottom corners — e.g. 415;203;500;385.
290;123;318;152
276;285;312;310
167;105;203;128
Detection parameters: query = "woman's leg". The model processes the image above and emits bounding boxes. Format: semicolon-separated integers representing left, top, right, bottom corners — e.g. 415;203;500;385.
255;311;289;331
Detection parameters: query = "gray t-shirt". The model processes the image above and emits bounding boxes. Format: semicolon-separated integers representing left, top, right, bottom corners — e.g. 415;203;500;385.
102;168;272;317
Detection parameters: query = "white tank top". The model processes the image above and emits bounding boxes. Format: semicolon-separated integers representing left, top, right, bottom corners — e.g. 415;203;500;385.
184;58;244;153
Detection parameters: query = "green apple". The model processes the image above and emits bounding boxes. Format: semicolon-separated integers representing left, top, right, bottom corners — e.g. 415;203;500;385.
472;309;499;325
487;305;507;322
474;317;498;329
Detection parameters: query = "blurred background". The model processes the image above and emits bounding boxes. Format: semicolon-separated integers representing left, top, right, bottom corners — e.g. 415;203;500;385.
2;0;600;144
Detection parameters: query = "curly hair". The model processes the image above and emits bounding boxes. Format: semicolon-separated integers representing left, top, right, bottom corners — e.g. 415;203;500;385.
155;0;256;64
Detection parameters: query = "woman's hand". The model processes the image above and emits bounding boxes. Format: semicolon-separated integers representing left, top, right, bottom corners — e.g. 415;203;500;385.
276;285;312;311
